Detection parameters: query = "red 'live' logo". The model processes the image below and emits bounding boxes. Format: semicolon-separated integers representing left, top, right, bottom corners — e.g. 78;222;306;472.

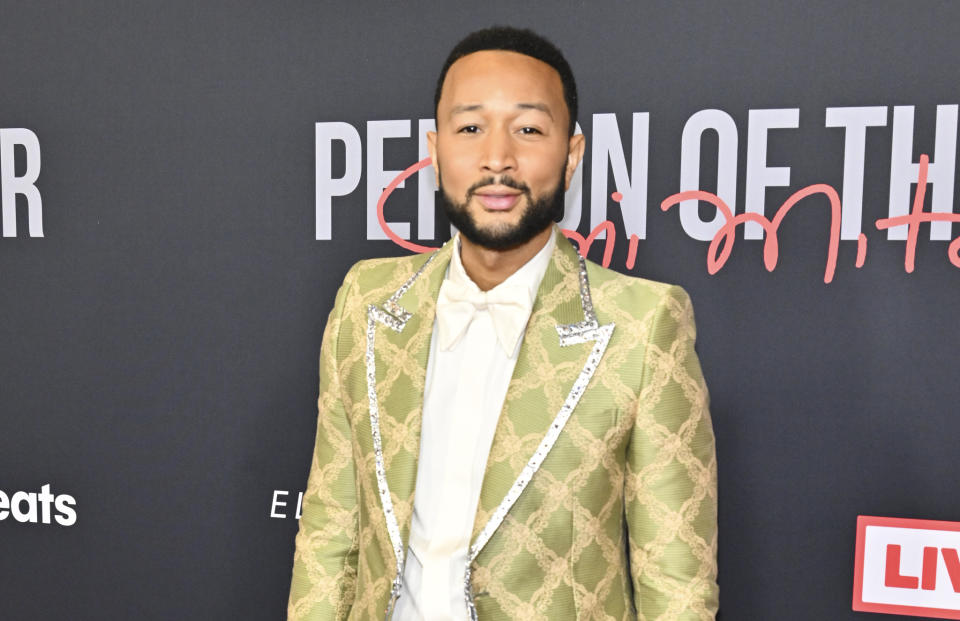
854;516;960;619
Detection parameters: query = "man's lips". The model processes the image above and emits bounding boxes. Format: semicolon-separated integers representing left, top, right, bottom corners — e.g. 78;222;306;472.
474;187;523;211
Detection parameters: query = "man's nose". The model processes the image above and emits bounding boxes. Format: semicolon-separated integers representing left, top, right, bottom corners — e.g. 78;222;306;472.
480;129;517;174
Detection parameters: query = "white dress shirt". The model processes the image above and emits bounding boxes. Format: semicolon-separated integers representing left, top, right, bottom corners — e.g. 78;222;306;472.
392;231;556;620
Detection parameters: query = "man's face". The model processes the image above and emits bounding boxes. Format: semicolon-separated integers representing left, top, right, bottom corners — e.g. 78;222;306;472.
428;50;585;251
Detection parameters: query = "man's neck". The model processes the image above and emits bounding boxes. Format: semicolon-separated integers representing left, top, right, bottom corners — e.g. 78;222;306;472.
458;226;554;292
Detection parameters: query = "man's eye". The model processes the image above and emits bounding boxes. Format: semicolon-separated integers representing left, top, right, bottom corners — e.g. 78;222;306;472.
458;125;479;134
519;127;542;135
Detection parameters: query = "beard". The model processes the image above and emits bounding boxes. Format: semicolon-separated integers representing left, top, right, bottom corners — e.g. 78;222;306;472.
437;165;566;251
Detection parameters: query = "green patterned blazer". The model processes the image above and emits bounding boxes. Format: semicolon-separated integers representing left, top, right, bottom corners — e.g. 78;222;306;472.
288;228;718;620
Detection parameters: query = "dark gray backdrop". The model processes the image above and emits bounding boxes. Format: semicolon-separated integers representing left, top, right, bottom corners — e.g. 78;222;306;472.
1;1;958;619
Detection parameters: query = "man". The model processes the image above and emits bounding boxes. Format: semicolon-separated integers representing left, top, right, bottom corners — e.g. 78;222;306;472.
289;27;718;621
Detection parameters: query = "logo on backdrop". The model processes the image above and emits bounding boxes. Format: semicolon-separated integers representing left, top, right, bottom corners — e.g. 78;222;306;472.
316;105;960;282
0;128;43;238
854;515;960;619
0;484;77;527
270;489;304;520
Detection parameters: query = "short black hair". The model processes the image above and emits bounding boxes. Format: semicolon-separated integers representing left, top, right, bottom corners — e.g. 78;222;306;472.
434;26;578;136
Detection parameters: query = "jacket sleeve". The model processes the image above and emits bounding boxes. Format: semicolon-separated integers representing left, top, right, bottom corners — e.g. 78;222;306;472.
625;286;719;620
288;266;360;621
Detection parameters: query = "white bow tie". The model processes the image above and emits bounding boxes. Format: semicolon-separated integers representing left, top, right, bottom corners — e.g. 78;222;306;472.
435;278;534;355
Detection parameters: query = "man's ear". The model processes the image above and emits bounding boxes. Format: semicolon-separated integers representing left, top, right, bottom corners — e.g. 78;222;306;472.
564;132;585;190
426;130;439;179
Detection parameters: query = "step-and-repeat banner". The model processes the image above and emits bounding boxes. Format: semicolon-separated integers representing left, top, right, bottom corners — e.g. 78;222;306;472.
2;2;958;619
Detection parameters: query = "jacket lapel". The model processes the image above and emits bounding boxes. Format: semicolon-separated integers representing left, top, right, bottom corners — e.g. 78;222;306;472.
469;229;616;559
364;239;452;602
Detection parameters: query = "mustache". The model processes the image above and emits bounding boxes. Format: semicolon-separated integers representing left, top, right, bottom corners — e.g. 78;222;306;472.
466;176;531;197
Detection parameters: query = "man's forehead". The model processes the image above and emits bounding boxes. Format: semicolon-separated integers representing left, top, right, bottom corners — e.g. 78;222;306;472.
440;50;565;109
450;102;554;118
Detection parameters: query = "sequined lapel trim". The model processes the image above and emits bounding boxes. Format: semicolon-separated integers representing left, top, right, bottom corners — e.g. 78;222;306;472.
464;255;615;618
369;252;437;332
556;254;602;344
366;251;437;618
